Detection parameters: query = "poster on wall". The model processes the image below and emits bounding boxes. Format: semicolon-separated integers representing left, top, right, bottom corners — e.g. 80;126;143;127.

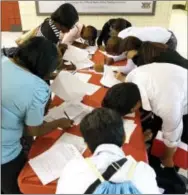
36;1;156;15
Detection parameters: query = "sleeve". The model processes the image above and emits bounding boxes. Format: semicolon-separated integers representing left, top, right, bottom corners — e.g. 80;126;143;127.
97;22;110;46
159;101;183;148
117;59;137;74
133;162;160;194
25;81;50;126
113;53;127;62
62;26;79;45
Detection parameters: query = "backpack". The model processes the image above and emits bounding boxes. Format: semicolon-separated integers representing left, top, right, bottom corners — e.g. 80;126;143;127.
85;158;141;194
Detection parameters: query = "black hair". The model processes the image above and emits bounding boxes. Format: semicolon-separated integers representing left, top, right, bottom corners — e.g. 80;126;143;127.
87;25;98;45
13;37;59;79
51;3;79;29
102;83;141;116
80;108;125;153
111;18;132;32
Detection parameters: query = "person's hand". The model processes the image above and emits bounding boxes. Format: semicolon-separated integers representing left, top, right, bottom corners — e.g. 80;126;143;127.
115;72;126;82
105;57;114;65
59;44;68;55
57;118;74;130
161;157;174;168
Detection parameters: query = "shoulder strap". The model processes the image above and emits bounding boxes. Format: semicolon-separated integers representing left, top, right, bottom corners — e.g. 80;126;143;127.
85;158;127;194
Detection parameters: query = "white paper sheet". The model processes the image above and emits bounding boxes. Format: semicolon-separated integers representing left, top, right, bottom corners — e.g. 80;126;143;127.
84;46;98;55
75;58;94;70
29;143;83;185
50;71;100;101
44;101;94;125
125;112;136;118
74;72;92;83
123;120;137;143
63;45;89;63
100;65;121;88
55;133;87;154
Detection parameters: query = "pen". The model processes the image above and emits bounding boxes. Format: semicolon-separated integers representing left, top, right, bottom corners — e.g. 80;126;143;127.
64;111;71;120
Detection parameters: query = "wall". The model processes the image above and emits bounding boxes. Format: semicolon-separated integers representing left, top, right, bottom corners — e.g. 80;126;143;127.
19;1;173;31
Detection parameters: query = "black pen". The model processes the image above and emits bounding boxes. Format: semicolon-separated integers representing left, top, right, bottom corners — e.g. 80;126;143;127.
64;111;71;120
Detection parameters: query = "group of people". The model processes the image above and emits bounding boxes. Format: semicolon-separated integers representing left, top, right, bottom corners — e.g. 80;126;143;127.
1;2;188;194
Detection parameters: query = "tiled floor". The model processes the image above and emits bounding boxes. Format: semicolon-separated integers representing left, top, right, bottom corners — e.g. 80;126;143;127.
1;9;188;179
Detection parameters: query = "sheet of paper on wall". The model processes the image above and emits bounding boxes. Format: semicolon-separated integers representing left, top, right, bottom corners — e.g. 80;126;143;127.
55;133;87;154
123;120;137;143
29;143;83;185
100;65;121;88
74;72;92;83
50;71;100;101
125;112;136;118
44;101;94;125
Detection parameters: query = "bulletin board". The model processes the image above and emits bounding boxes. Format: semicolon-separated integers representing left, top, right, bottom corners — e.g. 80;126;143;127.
36;1;156;16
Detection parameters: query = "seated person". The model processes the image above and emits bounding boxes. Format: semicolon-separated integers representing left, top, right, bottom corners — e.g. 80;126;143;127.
56;108;160;194
1;37;73;194
62;22;98;47
118;26;177;51
97;18;132;48
102;63;188;169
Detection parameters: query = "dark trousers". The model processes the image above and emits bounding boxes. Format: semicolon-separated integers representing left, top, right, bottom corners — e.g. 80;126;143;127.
1;151;26;194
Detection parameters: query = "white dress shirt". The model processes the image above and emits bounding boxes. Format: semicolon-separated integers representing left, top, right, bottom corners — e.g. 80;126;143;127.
62;23;84;45
126;63;188;148
56;144;160;194
118;27;171;44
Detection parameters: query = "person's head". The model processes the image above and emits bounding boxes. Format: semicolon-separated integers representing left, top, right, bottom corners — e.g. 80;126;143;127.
81;25;98;46
105;37;123;56
119;36;143;54
102;83;142;116
13;37;60;79
135;41;168;66
110;18;132;37
51;3;79;33
80;108;125;153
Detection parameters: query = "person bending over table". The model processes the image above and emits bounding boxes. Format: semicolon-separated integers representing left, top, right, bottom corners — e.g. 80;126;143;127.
97;18;132;48
62;22;98;48
56;108;160;194
102;63;188;169
1;37;73;194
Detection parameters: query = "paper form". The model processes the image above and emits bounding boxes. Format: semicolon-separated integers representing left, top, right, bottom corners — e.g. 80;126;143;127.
63;45;94;70
123;120;137;143
29;143;83;185
50;71;100;101
44;101;94;125
100;65;121;88
74;72;92;83
55;133;87;154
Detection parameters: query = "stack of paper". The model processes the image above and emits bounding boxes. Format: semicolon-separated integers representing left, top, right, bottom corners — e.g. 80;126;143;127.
50;71;100;101
123;119;137;143
44;101;94;125
29;143;83;185
55;133;87;154
63;45;94;70
100;65;121;88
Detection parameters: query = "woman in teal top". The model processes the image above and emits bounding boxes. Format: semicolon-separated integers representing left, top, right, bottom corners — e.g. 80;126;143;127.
1;37;73;194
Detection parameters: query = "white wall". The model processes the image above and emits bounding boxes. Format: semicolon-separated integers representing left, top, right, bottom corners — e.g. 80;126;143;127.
19;1;173;31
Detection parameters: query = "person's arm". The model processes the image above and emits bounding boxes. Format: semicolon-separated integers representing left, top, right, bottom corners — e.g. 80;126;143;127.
62;27;79;45
25;118;73;137
118;59;137;74
97;21;110;47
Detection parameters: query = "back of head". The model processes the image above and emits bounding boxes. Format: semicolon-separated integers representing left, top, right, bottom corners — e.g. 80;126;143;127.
102;83;141;116
119;36;143;54
51;3;79;30
106;37;123;56
84;25;98;45
80;108;125;153
136;41;168;66
14;37;59;79
111;18;132;32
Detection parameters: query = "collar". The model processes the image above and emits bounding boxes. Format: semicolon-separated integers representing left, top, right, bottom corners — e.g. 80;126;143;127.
93;144;125;158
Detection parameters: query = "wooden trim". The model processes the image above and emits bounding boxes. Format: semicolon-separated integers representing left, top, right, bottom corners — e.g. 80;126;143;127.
35;1;156;16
